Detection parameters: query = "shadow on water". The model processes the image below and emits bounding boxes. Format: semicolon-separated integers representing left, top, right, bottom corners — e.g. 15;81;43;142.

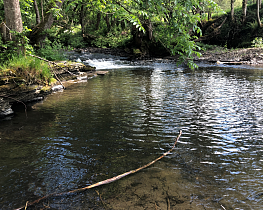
1;54;263;209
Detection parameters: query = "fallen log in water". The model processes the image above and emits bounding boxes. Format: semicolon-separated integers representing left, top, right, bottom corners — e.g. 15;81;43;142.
216;60;243;65
14;130;182;210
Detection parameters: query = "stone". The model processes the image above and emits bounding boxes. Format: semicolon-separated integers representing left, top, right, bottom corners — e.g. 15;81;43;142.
0;98;14;118
80;65;96;72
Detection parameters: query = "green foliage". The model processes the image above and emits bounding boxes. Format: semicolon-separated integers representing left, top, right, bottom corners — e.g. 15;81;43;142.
1;0;226;69
251;37;263;48
213;0;243;11
201;3;263;48
36;38;67;61
58;30;87;48
146;0;219;69
67;33;86;48
0;55;52;85
196;42;215;50
90;29;132;48
0;27;33;64
0;0;4;21
249;20;259;30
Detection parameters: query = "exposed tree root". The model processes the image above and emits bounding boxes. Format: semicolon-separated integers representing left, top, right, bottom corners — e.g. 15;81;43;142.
14;130;182;210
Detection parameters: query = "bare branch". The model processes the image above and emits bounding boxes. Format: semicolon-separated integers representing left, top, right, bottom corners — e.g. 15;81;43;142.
14;130;182;210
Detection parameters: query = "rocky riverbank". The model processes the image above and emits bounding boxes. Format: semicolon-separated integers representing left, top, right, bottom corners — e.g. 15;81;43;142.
0;60;97;119
78;46;263;66
2;46;263;119
194;47;263;65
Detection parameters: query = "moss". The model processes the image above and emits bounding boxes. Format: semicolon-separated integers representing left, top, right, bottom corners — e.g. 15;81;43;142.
133;48;141;55
40;86;52;92
49;78;57;85
0;69;17;77
26;85;39;90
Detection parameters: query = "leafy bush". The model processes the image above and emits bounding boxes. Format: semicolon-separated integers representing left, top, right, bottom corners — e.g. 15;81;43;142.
58;30;87;48
90;29;132;48
251;37;263;48
36;38;67;61
0;28;33;64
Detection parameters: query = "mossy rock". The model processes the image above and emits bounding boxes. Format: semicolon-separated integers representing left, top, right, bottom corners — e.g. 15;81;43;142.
40;86;52;92
49;78;57;86
0;69;17;77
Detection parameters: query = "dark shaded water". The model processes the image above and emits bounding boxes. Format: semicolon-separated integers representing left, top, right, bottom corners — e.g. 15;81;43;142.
1;54;263;209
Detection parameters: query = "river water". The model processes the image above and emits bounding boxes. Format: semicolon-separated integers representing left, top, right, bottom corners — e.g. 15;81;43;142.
1;52;263;210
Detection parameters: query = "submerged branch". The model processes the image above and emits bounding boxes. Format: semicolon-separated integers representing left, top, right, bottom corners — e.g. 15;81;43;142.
14;130;182;210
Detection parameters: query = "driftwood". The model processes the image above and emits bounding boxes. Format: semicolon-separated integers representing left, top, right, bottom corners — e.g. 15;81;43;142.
14;130;182;210
216;61;242;65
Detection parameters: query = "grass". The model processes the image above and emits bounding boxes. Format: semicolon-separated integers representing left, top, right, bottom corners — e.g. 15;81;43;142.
0;55;53;85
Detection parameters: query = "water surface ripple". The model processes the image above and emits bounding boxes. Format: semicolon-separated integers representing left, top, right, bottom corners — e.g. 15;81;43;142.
0;54;263;209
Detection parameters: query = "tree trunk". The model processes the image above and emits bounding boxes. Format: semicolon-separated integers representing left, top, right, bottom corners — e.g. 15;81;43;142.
33;0;41;24
29;0;65;45
1;22;7;43
147;19;153;41
105;14;111;32
257;0;262;27
79;5;85;34
3;0;24;55
95;12;101;30
208;10;212;20
231;0;235;22
3;0;23;40
40;0;44;21
242;0;248;23
111;16;116;28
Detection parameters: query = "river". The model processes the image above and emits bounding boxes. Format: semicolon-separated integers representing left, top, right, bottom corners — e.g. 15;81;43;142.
0;52;263;209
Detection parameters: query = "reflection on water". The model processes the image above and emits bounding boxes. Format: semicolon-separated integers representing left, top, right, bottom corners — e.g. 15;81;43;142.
1;54;263;209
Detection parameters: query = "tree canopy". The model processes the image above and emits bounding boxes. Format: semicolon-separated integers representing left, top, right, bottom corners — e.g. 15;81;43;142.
1;0;222;68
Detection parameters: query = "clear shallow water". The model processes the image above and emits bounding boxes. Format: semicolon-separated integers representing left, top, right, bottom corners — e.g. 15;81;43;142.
1;54;263;209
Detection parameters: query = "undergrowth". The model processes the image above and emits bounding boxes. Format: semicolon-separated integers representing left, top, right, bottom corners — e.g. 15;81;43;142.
0;55;53;85
205;3;263;48
36;38;69;61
